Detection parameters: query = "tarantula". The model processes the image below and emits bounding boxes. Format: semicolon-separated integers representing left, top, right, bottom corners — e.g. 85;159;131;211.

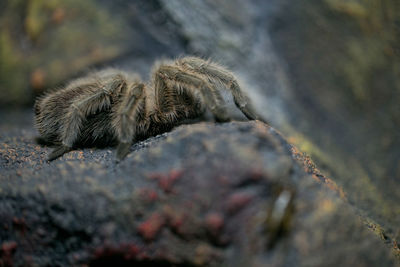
34;56;261;161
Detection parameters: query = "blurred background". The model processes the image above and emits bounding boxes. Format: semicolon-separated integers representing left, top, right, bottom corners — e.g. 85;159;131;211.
0;0;399;249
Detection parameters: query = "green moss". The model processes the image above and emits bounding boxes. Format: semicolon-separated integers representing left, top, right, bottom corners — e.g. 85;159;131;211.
0;31;29;104
324;0;368;18
25;0;48;40
326;0;399;104
342;39;386;102
282;122;400;242
0;0;130;105
362;217;400;260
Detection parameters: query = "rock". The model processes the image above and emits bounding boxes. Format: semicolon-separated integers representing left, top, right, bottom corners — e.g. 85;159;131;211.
157;0;400;257
2;2;398;240
1;0;399;264
0;114;396;266
267;0;400;244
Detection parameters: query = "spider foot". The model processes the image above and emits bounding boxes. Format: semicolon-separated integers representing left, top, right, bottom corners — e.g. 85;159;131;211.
116;142;131;161
48;145;72;161
210;106;231;123
240;103;266;122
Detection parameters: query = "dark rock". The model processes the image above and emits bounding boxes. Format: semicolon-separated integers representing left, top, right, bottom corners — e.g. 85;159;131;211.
157;0;400;257
1;0;400;265
267;0;400;243
0;114;396;266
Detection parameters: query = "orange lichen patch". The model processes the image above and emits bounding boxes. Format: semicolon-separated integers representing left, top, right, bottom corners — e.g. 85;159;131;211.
320;199;336;213
290;145;318;174
253;120;271;133
312;174;347;200
77;151;84;160
51;8;65;24
363;218;400;259
30;69;46;91
137;212;165;241
289;144;347;200
287;136;297;144
391;238;400;260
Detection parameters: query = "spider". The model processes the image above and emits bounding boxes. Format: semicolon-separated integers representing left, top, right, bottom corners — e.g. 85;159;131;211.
34;56;262;161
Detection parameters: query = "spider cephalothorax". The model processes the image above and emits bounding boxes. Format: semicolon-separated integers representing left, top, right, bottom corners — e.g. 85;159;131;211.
34;56;262;161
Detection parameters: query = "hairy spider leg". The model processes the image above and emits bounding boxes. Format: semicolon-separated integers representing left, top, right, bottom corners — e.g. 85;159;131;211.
48;75;127;161
152;71;181;123
155;65;230;122
174;62;230;119
112;83;146;160
178;57;261;121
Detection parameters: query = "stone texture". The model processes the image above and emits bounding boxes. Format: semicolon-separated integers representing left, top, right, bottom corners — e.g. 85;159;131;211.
0;112;396;266
1;0;399;265
268;0;400;241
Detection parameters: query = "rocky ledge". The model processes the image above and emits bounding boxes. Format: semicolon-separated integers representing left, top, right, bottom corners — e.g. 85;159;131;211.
0;120;396;266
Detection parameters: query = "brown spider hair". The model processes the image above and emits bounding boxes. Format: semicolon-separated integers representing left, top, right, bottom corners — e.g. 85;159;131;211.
34;56;262;161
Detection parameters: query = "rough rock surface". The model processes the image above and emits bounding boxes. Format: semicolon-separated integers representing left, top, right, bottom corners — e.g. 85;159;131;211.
1;0;400;265
0;111;396;266
268;0;400;241
156;0;400;246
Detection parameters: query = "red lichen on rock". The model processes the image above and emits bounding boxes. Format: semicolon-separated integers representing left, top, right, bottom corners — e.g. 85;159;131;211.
121;244;141;260
0;241;17;267
205;212;224;235
225;192;253;214
148;169;183;193
138;212;166;241
1;241;17;253
93;243;141;261
169;169;183;181
139;188;159;202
